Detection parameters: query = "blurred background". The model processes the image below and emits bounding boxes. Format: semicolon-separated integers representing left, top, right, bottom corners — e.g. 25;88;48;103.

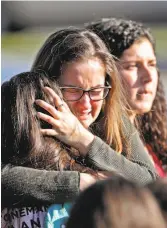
1;1;167;97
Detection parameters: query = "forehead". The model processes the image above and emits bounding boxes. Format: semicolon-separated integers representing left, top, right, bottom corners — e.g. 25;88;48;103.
60;58;106;86
120;39;156;61
62;57;105;71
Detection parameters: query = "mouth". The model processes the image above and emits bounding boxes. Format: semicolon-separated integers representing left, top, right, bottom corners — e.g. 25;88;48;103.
138;88;152;94
137;91;153;100
78;110;92;120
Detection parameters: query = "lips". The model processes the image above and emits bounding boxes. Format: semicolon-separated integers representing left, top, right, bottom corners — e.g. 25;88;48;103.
138;89;152;95
78;110;91;119
79;109;92;114
137;90;153;100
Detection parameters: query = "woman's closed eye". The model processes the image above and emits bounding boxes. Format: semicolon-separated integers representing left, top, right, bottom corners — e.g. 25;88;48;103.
62;88;81;93
124;63;139;70
148;61;157;68
90;88;103;95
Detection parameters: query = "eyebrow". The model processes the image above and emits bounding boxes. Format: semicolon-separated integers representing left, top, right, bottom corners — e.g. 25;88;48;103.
120;59;156;64
60;84;105;89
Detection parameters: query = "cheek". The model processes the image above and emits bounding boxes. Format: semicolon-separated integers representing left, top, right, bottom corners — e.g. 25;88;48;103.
120;71;138;99
92;101;103;114
66;100;103;118
66;102;76;114
153;73;158;92
120;70;137;88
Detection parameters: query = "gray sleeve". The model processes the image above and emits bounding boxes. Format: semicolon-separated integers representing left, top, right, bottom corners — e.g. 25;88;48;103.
2;164;80;207
87;132;158;185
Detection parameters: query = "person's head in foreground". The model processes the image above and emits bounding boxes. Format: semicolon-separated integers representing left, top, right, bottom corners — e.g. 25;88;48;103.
66;176;166;228
147;177;167;223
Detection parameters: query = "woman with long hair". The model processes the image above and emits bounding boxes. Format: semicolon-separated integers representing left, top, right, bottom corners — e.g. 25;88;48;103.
87;18;167;176
1;71;98;227
2;28;157;215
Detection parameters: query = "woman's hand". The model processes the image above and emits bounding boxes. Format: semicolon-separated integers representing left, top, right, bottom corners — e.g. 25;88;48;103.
80;171;117;191
80;173;97;191
35;87;94;155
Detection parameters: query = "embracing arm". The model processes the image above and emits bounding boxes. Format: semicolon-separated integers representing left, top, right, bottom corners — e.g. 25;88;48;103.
1;164;98;208
1;164;80;207
86;130;158;185
34;88;158;185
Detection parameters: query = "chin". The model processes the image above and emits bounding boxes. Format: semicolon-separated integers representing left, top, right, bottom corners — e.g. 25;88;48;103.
79;120;90;129
137;106;152;114
132;101;153;115
83;122;91;129
79;116;95;129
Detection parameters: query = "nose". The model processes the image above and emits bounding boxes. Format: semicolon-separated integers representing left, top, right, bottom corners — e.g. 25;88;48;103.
140;65;153;83
79;92;92;107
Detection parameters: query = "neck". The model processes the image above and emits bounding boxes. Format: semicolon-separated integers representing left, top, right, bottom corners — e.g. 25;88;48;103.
129;113;136;124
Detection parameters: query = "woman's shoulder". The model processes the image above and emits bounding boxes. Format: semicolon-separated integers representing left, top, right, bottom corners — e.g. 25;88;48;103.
122;115;137;138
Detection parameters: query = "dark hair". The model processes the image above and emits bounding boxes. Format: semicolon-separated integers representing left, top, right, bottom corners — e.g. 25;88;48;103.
1;71;94;174
31;27;132;154
147;178;167;222
140;75;167;166
66;176;166;228
86;18;167;166
86;18;155;58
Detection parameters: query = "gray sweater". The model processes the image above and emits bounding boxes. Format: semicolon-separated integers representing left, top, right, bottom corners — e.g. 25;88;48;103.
2;123;158;208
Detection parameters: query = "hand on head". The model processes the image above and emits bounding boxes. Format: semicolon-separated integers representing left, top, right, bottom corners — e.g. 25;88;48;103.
35;87;83;145
35;86;94;155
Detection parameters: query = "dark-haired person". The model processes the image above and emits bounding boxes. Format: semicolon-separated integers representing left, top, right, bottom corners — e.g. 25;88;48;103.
1;71;104;227
66;176;166;228
87;18;167;177
2;28;157;214
147;177;167;223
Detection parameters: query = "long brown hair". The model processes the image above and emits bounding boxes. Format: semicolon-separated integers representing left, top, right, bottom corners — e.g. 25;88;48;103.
86;18;167;166
139;74;167;166
1;71;94;173
31;28;131;154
